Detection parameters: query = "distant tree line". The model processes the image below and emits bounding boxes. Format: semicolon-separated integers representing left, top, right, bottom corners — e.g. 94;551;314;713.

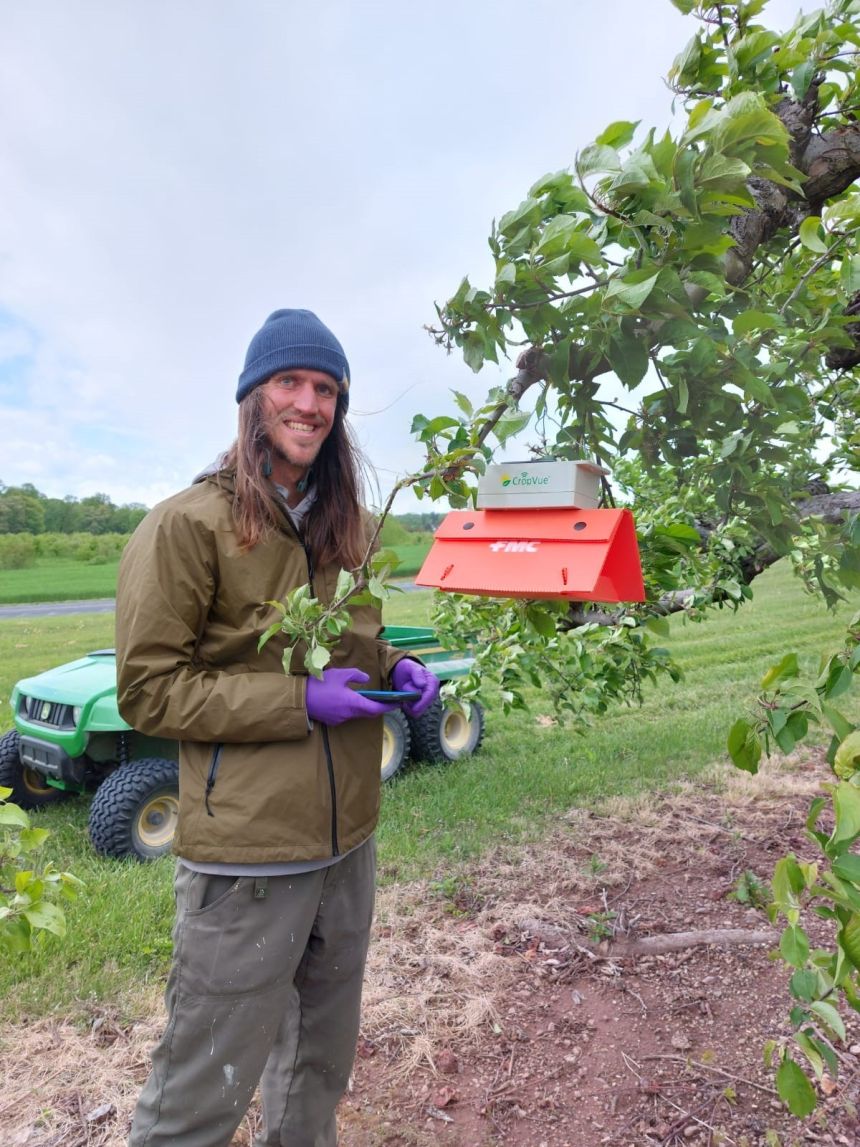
0;484;443;539
0;483;149;535
389;512;443;533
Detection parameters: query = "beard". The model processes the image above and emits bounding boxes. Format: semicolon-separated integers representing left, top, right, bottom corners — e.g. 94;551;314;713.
271;440;322;470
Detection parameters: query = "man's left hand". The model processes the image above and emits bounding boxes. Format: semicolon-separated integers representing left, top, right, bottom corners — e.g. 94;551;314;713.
391;659;440;718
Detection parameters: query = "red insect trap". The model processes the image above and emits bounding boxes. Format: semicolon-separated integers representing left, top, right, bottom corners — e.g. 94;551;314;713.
415;461;645;603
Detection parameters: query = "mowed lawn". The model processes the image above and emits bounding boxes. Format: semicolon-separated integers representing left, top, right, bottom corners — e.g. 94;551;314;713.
0;539;432;605
0;559;121;604
0;561;857;1020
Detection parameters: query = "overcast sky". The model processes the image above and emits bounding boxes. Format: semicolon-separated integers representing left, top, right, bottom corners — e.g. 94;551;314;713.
0;0;801;513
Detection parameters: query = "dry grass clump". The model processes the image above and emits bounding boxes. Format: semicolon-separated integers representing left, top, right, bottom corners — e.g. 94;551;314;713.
0;1010;156;1146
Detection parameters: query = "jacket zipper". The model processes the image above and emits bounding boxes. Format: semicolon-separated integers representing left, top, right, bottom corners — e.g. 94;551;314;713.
205;742;223;817
293;522;340;857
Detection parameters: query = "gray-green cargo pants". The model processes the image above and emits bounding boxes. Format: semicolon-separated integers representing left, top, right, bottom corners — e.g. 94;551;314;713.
128;837;376;1147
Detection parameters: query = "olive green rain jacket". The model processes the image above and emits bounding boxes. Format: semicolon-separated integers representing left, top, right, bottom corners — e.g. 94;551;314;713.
115;471;406;864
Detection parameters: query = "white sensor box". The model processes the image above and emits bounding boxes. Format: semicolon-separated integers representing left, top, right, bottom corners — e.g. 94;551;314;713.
476;460;608;510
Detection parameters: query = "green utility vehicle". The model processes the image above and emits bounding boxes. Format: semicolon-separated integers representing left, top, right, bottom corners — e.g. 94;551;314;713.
1;626;483;861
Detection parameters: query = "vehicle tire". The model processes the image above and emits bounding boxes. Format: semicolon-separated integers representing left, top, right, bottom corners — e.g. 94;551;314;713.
0;729;74;809
381;709;411;782
409;699;485;763
88;757;180;861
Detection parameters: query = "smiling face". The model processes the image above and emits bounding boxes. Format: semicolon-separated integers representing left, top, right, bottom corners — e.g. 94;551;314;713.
259;369;339;491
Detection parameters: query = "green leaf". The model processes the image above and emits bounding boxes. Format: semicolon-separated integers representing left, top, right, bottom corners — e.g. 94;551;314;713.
536;216;603;264
607;330;649;386
774;720;797;755
776;1056;817;1117
772;855;803;910
18;827;50;851
0;805;30;828
577;143;621;177
498;197;541;238
605;270;660;310
677;377;689;415
0;916;33;955
790;969;819;1003
451;390;473;418
335;568;355;600
824;662;853;701
493;409;532;445
710;92;789;155
526;606;557;640
791;60;816;101
795;1030;825;1080
257;620;284;653
495;263;516;288
798;216;828;254
810;1000;846;1042
698;153;751;187
595;120;639;149
822;704;854;741
368;576;387;600
807;796;827;833
672;35;702;88
761;652;799;689
780;924;810;968
307;645;331;676
830;783;860;848
840;913;860;970
832;853;860;887
462;336;485;373
840;254;860;296
423;415;461;436
834;731;860;780
371;548;401;575
23;900;66;938
728;719;761;774
645;616;670;637
733;310;782;337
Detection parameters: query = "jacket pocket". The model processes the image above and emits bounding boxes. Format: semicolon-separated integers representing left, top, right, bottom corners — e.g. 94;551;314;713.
204;743;224;816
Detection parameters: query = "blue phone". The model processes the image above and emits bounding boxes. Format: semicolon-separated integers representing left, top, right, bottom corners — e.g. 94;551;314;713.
356;689;420;702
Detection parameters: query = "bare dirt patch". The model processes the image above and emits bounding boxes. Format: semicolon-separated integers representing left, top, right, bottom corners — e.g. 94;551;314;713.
3;752;860;1146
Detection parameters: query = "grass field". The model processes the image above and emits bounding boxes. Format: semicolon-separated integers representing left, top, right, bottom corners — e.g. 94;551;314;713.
0;562;857;1021
0;559;121;604
0;540;432;605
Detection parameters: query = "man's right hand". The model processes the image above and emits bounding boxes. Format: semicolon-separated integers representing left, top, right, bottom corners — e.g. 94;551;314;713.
305;667;397;726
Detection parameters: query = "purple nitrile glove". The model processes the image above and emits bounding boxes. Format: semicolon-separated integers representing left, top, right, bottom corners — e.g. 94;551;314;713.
391;659;440;718
306;668;397;726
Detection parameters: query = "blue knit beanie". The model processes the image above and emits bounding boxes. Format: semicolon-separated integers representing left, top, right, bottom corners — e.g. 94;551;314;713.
236;309;350;408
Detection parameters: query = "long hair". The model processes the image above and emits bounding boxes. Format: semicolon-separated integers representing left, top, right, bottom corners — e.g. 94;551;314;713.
220;387;370;570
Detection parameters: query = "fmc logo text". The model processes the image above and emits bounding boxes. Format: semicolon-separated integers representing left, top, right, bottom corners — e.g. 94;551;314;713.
489;541;540;552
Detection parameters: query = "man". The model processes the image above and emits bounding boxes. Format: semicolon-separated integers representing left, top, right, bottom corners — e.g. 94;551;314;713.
115;308;439;1147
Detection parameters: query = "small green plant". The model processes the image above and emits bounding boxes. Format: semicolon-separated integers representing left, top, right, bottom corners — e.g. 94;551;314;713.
0;786;83;953
583;909;617;943
729;869;772;911
729;610;860;1116
428;875;482;916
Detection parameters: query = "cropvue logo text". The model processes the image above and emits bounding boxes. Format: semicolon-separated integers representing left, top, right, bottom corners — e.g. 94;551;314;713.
500;470;550;489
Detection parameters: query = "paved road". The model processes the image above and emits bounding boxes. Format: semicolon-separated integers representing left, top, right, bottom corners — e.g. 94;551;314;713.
0;598;117;620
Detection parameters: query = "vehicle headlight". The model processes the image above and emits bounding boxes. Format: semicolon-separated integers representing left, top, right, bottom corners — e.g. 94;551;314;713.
72;706;83;725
